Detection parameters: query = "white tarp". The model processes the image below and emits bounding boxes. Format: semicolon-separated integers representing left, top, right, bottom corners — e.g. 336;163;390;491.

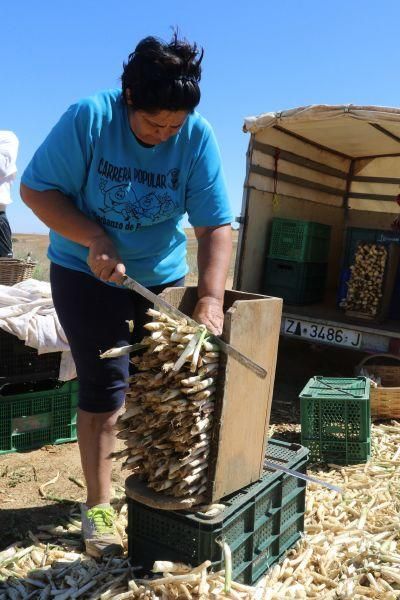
243;104;400;213
0;279;76;381
243;104;400;158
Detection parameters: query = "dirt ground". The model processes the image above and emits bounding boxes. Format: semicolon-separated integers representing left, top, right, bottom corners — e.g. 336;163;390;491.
11;230;239;285
0;337;364;550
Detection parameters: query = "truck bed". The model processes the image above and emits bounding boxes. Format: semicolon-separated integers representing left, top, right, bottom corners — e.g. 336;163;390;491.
281;294;400;353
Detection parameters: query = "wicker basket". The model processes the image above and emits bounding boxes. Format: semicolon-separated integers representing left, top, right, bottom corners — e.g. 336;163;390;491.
0;258;37;286
355;353;400;419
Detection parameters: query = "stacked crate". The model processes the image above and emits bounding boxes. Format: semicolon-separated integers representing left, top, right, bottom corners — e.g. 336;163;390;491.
0;329;78;454
126;440;309;585
262;218;331;304
300;376;371;465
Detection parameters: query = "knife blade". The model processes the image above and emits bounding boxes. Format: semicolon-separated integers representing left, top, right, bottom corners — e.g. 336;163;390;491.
264;460;343;494
122;274;267;379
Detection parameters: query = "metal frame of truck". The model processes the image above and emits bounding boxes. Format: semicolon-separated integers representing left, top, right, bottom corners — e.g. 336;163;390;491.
234;104;400;354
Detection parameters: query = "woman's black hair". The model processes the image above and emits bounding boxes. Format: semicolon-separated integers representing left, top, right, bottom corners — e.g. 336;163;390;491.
121;32;203;113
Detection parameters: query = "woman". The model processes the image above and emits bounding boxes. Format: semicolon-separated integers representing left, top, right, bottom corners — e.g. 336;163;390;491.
21;33;232;558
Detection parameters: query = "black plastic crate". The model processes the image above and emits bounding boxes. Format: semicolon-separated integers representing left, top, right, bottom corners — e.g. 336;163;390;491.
389;262;400;320
0;329;61;383
127;440;309;585
262;258;327;305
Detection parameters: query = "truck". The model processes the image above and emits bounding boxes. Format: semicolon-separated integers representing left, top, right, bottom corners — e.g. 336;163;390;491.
234;104;400;355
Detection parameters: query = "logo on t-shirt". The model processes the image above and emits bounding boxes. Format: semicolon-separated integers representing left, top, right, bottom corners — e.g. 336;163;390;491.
95;159;181;231
167;168;180;191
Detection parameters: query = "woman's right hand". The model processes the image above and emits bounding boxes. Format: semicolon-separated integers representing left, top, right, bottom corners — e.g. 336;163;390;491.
19;185;127;283
87;234;126;283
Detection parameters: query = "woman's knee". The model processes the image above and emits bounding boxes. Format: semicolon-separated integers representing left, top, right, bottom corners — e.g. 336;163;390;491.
78;406;123;433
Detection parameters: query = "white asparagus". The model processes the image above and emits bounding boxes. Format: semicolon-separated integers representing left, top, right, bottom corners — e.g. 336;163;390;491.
183;377;215;394
100;345;143;359
114;309;222;502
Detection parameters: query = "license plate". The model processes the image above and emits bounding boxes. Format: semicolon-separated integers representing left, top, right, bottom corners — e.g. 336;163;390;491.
283;318;362;349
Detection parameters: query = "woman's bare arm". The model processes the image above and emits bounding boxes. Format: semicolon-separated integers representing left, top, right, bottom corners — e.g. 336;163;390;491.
192;224;232;334
20;184;125;281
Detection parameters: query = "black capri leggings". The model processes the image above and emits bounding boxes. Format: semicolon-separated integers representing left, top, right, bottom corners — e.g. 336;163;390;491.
50;263;184;413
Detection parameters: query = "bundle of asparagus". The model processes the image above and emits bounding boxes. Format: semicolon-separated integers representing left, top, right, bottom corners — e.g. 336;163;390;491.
344;243;387;316
114;308;220;503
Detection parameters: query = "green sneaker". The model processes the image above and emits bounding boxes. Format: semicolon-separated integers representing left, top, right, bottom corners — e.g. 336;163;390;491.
80;503;123;558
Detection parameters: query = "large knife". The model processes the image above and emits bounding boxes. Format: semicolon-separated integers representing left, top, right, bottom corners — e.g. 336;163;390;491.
264;460;343;493
122;274;267;379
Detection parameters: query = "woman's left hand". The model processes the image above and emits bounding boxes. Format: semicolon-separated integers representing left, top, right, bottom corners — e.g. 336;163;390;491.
192;296;224;335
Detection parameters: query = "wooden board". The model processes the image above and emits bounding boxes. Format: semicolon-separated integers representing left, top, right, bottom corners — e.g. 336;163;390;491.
125;474;199;510
345;309;376;321
209;293;282;500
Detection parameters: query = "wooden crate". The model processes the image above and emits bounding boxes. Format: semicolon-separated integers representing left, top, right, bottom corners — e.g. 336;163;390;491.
125;287;282;506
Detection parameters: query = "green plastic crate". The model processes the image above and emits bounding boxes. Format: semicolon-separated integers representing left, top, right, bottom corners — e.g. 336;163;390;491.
263;258;327;304
268;218;331;263
301;438;370;465
127;440;309;585
0;380;79;454
300;377;371;464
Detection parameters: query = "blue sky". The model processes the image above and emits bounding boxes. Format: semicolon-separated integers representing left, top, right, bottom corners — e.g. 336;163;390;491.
4;0;400;233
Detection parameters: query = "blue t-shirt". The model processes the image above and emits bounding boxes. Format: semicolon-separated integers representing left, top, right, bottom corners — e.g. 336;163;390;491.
22;89;233;286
